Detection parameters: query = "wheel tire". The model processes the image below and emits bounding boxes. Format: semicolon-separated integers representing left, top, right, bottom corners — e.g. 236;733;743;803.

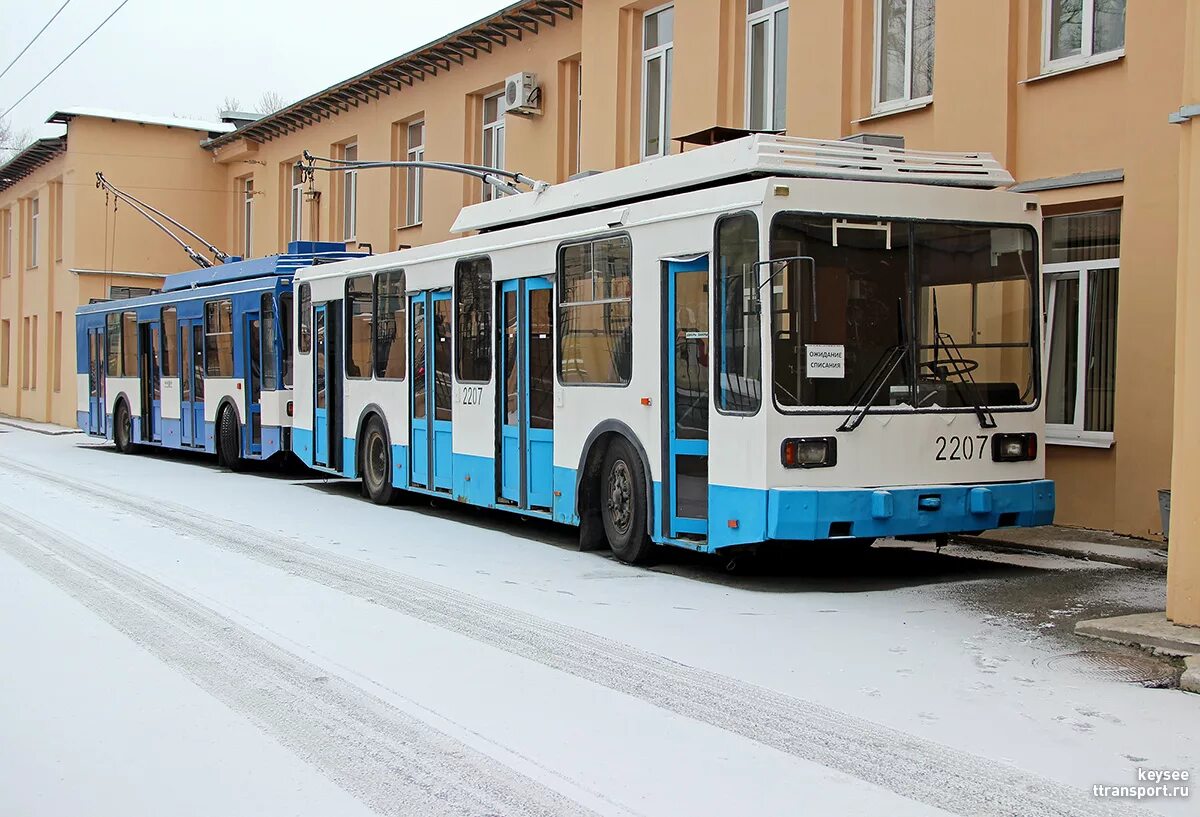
360;416;395;505
113;400;136;454
217;406;244;472
599;437;657;565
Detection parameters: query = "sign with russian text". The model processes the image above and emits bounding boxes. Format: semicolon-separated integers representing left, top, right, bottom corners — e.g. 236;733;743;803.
806;344;845;378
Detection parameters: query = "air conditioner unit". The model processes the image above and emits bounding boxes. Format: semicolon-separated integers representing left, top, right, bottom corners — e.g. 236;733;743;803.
504;72;541;116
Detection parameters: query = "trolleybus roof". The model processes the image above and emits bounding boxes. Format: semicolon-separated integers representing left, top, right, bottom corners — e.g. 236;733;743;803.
451;134;1015;234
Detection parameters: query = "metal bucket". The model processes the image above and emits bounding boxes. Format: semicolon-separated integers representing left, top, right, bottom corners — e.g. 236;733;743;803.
1158;489;1171;541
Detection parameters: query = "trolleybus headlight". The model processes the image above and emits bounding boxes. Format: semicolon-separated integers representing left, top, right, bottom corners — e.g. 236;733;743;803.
992;433;1037;462
781;437;837;469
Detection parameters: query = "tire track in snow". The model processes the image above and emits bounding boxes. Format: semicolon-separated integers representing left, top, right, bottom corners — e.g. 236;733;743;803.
0;457;1154;817
0;504;600;817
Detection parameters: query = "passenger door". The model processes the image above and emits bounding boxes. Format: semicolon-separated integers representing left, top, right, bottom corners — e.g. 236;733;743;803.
313;301;343;471
243;311;262;456
87;327;106;436
498;277;555;509
665;257;710;538
179;321;205;447
139;320;162;443
409;290;453;492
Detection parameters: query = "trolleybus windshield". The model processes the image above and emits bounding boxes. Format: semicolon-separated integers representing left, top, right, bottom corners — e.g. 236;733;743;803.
768;214;1037;413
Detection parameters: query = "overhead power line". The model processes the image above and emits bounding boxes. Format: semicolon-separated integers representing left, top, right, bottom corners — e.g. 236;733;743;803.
0;0;74;83
1;0;131;119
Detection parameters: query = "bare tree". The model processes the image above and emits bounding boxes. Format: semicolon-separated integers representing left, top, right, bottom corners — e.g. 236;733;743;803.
216;95;242;118
0;116;34;156
255;91;287;115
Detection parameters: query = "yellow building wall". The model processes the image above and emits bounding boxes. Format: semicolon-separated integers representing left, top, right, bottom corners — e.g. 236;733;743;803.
0;117;232;426
1167;0;1200;625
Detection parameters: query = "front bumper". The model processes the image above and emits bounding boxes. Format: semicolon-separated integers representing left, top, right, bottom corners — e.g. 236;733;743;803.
767;479;1055;541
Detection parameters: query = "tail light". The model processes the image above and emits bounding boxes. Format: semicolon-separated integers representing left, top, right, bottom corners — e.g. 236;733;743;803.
286;401;294;418
781;437;837;469
992;432;1037;462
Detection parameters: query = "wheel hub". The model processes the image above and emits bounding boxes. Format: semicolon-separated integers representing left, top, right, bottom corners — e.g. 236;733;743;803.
368;435;386;483
607;460;632;535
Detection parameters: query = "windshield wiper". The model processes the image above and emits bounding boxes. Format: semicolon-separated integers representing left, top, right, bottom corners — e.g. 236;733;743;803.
838;343;908;432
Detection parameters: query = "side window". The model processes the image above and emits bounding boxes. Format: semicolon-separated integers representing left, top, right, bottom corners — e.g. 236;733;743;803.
374;270;406;380
121;312;137;377
714;213;762;413
280;292;294;387
455;257;492;383
204;299;234;377
106;313;121;376
161;307;177;378
346;274;373;379
261;293;278;390
298;283;312;354
557;235;633;385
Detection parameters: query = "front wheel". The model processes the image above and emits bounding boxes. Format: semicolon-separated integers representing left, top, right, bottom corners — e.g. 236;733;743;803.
113;400;136;454
217;406;244;472
360;416;395;505
600;438;657;565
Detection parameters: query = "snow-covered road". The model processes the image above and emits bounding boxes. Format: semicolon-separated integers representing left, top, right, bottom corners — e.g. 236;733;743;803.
0;428;1194;816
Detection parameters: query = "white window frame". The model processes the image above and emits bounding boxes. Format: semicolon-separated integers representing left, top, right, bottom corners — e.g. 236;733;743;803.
744;0;788;132
872;0;935;114
482;92;506;201
1041;0;1125;74
1042;258;1119;447
343;143;358;241
289;163;304;243
640;3;674;161
242;177;254;258
28;197;38;268
405;120;424;227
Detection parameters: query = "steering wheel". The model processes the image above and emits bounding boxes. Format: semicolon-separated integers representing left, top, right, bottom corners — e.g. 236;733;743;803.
920;357;979;378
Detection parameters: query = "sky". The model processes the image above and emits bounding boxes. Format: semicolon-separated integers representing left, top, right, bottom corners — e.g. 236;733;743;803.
0;0;507;151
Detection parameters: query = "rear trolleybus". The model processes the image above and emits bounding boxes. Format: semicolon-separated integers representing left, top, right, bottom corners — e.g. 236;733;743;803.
76;242;364;468
297;134;1053;562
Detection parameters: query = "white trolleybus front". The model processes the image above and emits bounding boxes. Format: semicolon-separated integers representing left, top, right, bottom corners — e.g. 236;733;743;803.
291;134;1054;563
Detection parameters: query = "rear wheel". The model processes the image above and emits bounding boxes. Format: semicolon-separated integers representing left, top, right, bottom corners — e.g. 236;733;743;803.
600;437;657;565
218;406;244;472
113;400;136;454
360;416;395;505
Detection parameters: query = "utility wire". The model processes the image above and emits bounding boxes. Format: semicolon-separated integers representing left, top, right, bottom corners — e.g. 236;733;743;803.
0;0;74;83
1;0;131;119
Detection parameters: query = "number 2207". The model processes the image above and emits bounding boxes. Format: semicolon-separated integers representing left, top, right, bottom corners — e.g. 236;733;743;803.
935;435;989;461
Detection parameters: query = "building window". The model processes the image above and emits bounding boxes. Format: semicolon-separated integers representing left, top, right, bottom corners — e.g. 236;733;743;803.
1;209;11;277
53;182;63;261
343;143;358;241
406;121;424;226
875;0;935;111
204;299;234;377
289;163;305;243
1044;0;1125;70
242;177;254;257
346;274;373;379
746;0;788;131
482;92;506;201
1043;208;1120;445
715;213;762;413
641;5;674;160
28;197;39;268
558;235;633;385
0;319;9;386
53;311;63;392
455;257;492;383
374;270;406;380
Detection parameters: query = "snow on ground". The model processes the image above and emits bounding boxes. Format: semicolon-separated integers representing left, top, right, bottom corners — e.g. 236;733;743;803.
0;428;1195;816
